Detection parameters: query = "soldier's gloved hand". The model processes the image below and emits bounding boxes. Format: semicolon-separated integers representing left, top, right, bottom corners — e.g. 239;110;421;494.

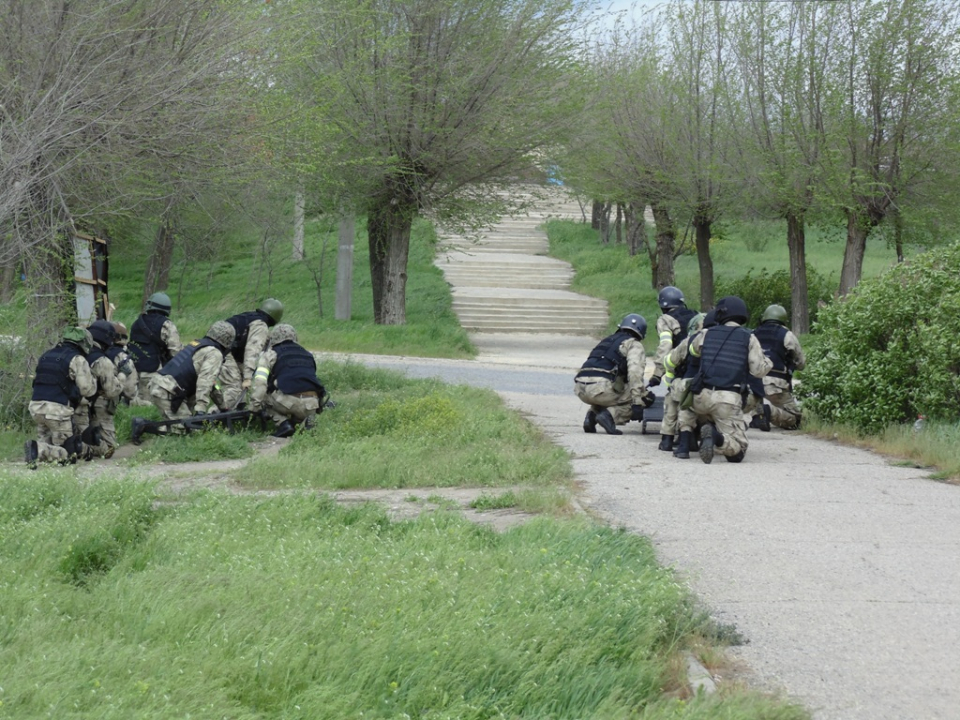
630;404;644;422
647;375;661;387
241;379;252;390
642;392;656;408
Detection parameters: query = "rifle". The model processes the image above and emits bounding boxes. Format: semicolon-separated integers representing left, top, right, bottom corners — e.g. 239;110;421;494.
130;406;267;445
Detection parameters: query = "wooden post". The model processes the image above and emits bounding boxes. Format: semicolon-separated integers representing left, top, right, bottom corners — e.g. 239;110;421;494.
335;213;354;321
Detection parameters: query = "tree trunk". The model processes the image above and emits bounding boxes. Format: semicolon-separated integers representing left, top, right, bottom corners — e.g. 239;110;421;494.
693;216;714;311
292;189;305;261
894;208;904;263
0;260;16;303
839;209;871;296
143;214;176;305
335;213;355;321
367;200;413;325
591;200;604;230
614;203;623;244
650;202;676;291
624;203;645;258
787;212;810;335
598;201;612;244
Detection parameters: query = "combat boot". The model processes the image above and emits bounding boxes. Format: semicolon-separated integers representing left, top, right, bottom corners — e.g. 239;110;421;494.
758;404;771;432
699;423;724;464
658;434;674;452
583;410;597;434
24;440;39;468
81;425;102;454
61;435;83;464
725;449;745;463
673;431;692;459
272;420;296;438
595;409;622;436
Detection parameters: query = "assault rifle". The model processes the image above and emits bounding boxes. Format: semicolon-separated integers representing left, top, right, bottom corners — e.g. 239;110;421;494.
130;406;267;445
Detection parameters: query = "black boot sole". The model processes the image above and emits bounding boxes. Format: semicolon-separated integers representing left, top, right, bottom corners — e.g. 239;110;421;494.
699;425;715;464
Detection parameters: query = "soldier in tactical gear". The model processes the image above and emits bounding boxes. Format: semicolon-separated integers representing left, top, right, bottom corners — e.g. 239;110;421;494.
25;327;98;466
218;298;284;409
574;313;654;435
685;296;772;464
665;309;718;459
148;321;235;424
749;304;807;430
127;291;182;405
660;312;705;455
249;324;325;438
73;320;124;458
650;286;699;393
108;322;139;404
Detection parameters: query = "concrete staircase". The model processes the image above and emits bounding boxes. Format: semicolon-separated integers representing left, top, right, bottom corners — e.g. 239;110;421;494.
435;188;608;337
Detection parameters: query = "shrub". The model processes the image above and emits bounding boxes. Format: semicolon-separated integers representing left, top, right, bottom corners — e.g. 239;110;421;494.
798;243;960;432
716;267;834;328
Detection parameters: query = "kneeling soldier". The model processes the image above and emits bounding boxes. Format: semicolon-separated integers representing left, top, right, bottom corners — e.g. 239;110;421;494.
72;320;124;458
249;324;325;438
148;321;235;425
26;327;98;465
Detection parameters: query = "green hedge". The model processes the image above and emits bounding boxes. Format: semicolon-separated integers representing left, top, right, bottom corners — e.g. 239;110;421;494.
798;244;960;432
716;267;834;328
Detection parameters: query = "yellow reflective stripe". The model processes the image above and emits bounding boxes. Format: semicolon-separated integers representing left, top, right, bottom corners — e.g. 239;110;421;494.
664;354;676;372
690;344;701;358
658;331;672;342
254;367;270;382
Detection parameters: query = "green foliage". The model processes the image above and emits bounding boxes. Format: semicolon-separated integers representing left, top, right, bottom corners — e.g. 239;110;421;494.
0;483;804;718
236;361;572;490
716;267;835;328
799;243;960;432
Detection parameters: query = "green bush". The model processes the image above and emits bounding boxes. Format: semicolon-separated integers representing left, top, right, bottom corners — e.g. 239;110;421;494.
798;243;960;432
716;267;835;328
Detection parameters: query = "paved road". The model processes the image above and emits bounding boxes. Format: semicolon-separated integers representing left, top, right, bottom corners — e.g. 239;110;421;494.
328;335;960;720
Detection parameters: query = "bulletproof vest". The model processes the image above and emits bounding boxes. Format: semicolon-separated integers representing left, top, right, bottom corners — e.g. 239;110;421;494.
668;307;699;347
32;344;83;407
580;331;632;378
753;322;791;378
158;338;218;397
682;333;704;380
698;324;752;391
105;346;123;363
128;312;169;372
226;310;270;364
269;342;324;395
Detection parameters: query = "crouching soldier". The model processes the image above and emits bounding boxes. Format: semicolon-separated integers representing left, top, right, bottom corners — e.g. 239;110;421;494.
249;324;325;438
106;321;139;405
127;292;182;405
750;304;807;430
147;321;235;426
72;320;124;458
219;298;284;409
25;327;98;465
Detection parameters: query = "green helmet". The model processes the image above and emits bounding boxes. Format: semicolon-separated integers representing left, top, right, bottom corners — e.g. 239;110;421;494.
269;323;297;345
145;291;172;316
687;312;705;336
206;320;236;349
761;304;789;326
62;326;94;354
259;298;284;325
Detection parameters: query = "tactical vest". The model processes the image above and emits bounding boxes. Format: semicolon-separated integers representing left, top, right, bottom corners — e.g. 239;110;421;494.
682;333;705;380
32;344;83;407
226;310;270;364
128;312;169;372
269;342;324;395
158;338;219;398
668;307;699;347
698;325;752;391
579;331;632;379
753;322;791;380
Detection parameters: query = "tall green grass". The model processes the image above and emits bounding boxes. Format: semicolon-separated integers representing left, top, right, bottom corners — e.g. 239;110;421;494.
0;474;808;719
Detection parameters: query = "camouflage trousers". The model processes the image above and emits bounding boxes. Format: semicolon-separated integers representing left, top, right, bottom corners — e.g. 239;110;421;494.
28;400;73;463
574;376;633;425
692;388;748;458
132;371;158;406
73;398;119;458
262;391;321;427
218;355;245;410
749;378;802;429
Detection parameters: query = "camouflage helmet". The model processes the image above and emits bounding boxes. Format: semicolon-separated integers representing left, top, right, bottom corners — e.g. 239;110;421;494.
145;291;172;316
687;312;705;336
88;320;117;349
618;313;647;340
658;286;685;311
269;323;298;345
205;320;236;349
62;326;94;354
761;304;789;326
258;298;284;325
111;321;129;345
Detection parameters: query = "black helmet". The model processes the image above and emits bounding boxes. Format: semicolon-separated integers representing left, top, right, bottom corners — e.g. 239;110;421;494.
761;304;789;325
88;320;116;349
618;313;647;339
702;309;718;329
658;286;685;311
145;291;172;316
714;296;749;325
